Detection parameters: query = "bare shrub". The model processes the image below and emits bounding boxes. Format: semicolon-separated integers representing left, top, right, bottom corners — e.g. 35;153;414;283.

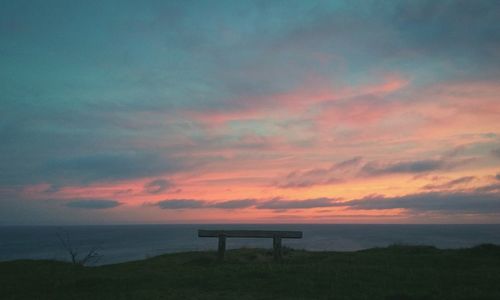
56;230;102;266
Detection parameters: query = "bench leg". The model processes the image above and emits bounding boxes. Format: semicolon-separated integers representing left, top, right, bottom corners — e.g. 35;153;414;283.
218;235;226;261
273;236;282;261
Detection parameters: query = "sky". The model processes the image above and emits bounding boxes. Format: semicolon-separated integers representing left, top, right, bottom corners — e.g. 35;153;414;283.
1;0;500;225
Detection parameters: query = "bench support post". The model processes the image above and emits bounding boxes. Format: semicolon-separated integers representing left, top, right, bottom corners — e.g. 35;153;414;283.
199;229;302;262
273;235;282;261
217;234;226;261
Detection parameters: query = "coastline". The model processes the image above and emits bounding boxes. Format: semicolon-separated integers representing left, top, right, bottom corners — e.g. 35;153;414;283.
2;244;500;299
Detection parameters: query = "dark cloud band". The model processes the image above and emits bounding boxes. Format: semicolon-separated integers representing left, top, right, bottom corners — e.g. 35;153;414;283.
66;199;122;209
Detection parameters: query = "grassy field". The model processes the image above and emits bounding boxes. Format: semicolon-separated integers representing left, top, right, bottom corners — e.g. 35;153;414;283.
1;244;500;300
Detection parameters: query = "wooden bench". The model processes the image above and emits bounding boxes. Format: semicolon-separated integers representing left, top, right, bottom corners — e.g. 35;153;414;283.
198;229;303;261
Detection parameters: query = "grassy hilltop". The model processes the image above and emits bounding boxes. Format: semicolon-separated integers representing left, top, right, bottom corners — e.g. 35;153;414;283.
1;245;500;300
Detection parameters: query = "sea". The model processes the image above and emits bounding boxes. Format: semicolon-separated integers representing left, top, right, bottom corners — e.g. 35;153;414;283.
1;224;500;265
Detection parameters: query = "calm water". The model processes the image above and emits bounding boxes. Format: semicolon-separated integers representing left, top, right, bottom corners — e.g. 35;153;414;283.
1;224;500;265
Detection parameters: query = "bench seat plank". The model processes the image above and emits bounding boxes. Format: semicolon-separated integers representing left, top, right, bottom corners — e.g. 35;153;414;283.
198;229;302;239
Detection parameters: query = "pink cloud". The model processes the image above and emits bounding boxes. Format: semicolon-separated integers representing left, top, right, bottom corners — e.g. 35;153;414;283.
183;74;409;127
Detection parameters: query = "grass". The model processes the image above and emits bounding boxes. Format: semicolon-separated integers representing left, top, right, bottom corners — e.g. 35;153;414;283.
1;244;500;299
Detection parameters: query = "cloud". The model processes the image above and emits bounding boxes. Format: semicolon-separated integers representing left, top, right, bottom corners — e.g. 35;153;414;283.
43;184;61;194
356;147;475;177
474;184;500;193
209;199;257;209
422;176;476;190
333;156;363;170
391;0;500;75
492;148;500;159
278;174;341;189
317;94;404;127
156;199;205;209
277;157;361;188
153;197;338;211
156;199;258;210
277;154;473;189
496;173;500;181
256;197;337;210
44;152;179;183
144;179;172;194
361;159;449;176
66;199;122;209
1;0;499;225
337;190;500;214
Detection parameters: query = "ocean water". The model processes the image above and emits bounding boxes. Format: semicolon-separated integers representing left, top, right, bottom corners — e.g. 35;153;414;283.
1;224;500;265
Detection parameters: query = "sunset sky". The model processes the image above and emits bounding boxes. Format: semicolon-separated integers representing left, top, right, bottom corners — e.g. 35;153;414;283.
1;0;499;225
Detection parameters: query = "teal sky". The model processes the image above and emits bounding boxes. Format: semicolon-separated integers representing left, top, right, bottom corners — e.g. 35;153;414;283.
1;0;500;224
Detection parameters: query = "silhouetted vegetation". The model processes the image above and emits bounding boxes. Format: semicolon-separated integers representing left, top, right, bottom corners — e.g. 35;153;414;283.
1;244;500;299
56;231;101;266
